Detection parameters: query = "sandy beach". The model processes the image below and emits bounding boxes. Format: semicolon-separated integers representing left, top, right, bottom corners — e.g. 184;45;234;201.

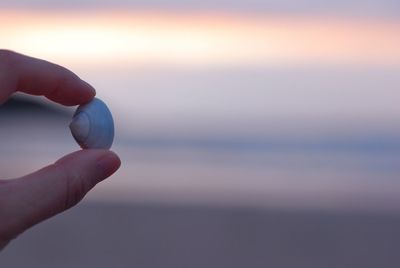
1;201;400;268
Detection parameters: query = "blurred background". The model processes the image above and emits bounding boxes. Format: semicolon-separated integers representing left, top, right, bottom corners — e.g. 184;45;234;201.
1;1;400;267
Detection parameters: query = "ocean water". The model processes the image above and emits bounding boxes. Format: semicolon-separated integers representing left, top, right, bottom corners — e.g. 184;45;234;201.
1;65;400;211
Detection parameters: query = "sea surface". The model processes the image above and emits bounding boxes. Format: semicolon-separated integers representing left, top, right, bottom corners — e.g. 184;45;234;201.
1;65;400;211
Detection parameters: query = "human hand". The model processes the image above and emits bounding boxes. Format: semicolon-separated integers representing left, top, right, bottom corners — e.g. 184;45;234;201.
0;50;121;250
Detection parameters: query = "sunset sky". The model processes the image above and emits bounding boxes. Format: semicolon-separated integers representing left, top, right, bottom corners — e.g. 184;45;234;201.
0;2;399;67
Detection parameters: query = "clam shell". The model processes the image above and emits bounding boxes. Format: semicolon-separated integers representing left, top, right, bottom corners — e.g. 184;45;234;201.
70;98;114;149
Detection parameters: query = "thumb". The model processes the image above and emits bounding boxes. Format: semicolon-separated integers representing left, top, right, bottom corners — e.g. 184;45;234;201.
0;150;120;241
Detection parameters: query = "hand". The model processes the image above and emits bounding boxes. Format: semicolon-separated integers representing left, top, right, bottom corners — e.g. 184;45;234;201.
0;50;121;250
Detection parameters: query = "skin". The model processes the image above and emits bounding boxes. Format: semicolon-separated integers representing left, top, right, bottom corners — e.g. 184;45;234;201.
0;50;121;250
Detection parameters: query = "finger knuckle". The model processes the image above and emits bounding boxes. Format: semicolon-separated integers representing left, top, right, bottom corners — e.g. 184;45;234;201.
0;182;22;242
52;163;92;210
65;174;91;210
0;49;17;67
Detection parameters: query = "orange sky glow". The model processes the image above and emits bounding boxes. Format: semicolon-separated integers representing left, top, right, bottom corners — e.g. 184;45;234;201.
1;10;400;67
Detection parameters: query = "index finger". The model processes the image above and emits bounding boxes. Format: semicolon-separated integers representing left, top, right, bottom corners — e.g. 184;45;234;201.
0;50;96;105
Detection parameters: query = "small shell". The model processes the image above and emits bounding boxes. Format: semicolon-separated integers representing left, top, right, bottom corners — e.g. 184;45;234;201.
69;98;114;149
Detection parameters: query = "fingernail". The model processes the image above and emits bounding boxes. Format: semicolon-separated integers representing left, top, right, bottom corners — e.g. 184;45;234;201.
96;152;121;179
80;80;96;96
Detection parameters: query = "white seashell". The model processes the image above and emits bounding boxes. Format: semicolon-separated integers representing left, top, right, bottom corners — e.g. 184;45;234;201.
69;98;114;149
